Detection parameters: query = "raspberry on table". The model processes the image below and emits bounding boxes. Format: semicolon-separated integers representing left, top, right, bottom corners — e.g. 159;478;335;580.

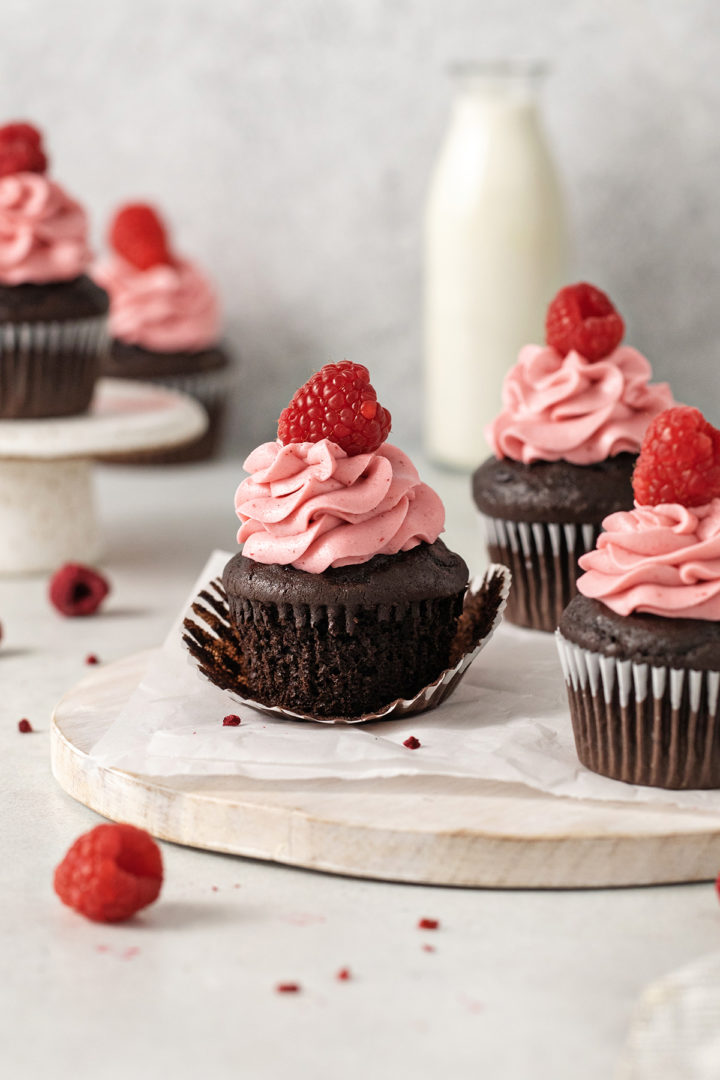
54;823;163;923
0;121;47;178
632;406;720;508
110;204;173;271
223;714;242;726
18;718;33;733
49;563;110;617
403;735;421;749
277;361;392;456
545;282;625;362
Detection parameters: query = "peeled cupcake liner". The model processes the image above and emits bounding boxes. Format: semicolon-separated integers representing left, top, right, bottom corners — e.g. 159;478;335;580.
555;631;720;789
0;315;109;418
182;562;511;725
478;511;601;632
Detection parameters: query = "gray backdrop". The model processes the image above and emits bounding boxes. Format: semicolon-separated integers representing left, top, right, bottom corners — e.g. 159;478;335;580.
4;0;718;455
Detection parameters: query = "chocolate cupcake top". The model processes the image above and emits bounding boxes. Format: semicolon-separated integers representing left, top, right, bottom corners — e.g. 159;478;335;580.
93;204;220;354
485;283;674;467
0;122;92;287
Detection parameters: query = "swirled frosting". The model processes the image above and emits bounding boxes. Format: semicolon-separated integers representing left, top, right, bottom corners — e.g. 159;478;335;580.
0;173;90;285
235;439;445;573
93;255;219;352
487;345;674;465
577;499;720;620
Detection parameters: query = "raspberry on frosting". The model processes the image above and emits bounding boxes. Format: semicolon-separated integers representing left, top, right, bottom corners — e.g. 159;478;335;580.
546;282;625;362
278;361;391;456
110;204;173;271
632;406;720;508
0;121;48;178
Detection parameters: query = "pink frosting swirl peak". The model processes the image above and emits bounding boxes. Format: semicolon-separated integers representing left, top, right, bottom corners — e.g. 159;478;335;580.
577;499;720;620
486;344;675;465
235;439;445;573
93;254;219;352
0;173;90;285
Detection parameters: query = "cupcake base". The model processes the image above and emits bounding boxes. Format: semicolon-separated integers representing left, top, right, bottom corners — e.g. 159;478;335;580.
220;541;469;718
0;276;108;419
473;454;636;632
557;596;720;789
101;341;231;463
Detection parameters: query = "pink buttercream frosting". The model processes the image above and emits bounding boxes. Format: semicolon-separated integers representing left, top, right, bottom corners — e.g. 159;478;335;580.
93;254;219;352
577;499;720;620
0;172;90;285
235;439;445;573
486;344;675;465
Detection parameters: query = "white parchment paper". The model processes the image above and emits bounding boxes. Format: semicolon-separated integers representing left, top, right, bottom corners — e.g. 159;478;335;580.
90;550;720;812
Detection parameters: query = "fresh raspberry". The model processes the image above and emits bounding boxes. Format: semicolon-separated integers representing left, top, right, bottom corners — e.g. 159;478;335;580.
110;204;173;271
277;361;392;456
545;282;625;362
632;407;720;508
223;714;242;727
0;122;47;178
18;718;33;733
418;917;439;930
49;563;110;617
54;823;163;923
403;735;421;749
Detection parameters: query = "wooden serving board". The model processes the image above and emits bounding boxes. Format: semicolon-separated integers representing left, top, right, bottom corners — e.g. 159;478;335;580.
50;651;720;889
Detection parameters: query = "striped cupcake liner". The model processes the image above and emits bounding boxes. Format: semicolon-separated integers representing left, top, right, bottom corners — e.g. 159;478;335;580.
0;315;108;418
479;512;601;632
556;631;720;789
143;366;232;409
182;564;511;724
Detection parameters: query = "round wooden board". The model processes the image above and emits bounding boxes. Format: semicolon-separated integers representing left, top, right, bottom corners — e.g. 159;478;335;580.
51;650;720;889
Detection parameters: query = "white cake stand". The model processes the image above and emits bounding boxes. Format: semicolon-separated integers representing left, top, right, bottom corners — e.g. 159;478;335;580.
0;378;207;574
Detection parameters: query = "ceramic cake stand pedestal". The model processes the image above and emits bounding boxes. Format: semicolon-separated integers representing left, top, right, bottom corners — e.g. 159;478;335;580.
0;378;206;575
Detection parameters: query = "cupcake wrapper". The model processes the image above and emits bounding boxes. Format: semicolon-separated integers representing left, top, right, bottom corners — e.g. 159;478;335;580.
182;564;511;724
0;315;108;418
479;512;600;632
556;631;720;789
144;366;232;409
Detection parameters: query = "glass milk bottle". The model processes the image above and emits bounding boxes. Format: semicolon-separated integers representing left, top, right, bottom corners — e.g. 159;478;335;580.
424;61;569;469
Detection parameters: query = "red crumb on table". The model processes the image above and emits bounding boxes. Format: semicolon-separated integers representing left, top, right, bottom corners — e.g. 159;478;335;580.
18;718;33;733
121;947;140;961
211;886;219;892
422;944;436;953
85;654;100;665
336;968;351;981
275;983;301;994
53;823;163;923
403;735;421;749
418;918;440;930
223;714;242;726
49;563;110;617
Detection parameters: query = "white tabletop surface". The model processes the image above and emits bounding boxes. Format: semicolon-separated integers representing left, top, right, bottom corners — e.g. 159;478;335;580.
1;456;718;1080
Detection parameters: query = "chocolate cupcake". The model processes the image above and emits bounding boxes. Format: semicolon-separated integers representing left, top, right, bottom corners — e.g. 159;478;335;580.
556;406;720;789
221;361;470;718
0;122;108;418
93;204;231;463
472;282;675;631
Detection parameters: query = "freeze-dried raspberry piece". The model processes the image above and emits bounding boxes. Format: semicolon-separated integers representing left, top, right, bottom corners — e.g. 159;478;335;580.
545;282;624;362
49;563;110;617
54;824;163;923
18;718;33;733
278;361;391;455
632;406;720;507
403;735;421;749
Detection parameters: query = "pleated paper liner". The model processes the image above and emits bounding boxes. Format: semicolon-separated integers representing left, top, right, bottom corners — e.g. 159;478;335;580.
479;511;601;632
556;631;720;789
182;563;511;725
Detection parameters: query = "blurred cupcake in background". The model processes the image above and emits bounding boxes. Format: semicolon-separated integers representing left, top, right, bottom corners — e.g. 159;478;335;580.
0;121;108;418
94;203;232;463
472;283;675;632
